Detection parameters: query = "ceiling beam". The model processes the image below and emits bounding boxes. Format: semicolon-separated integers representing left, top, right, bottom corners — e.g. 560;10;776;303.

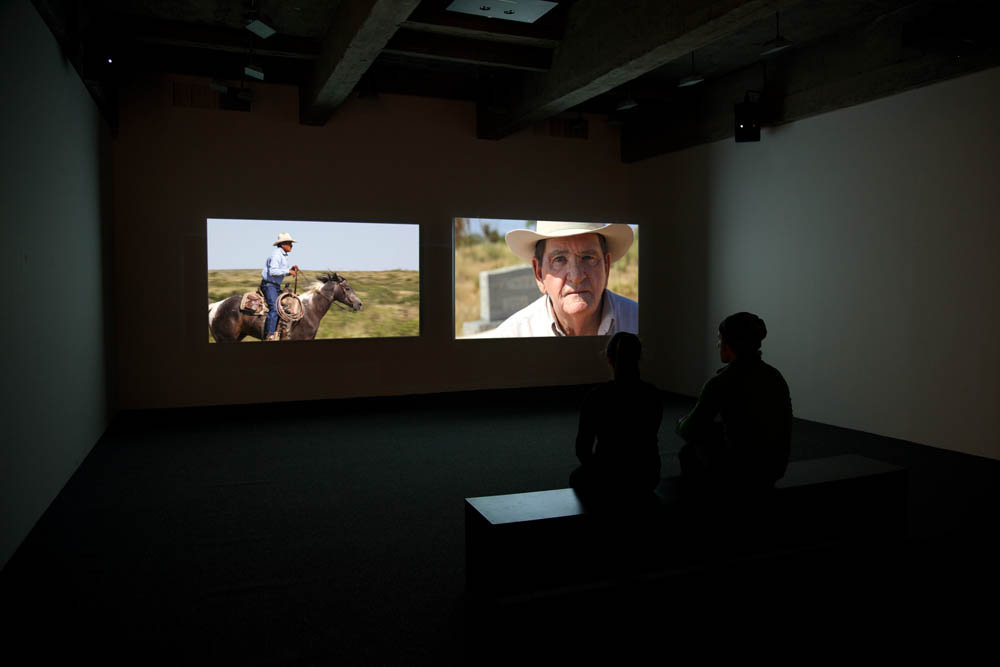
477;0;803;139
620;1;1000;162
383;29;553;72
125;19;321;60
124;42;310;86
399;20;560;48
300;0;422;126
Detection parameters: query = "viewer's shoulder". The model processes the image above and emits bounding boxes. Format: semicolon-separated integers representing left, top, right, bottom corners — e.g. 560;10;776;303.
637;380;663;407
757;358;786;378
761;359;790;389
640;379;661;394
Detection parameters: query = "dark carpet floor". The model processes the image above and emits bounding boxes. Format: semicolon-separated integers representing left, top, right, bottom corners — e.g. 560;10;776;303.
2;386;998;663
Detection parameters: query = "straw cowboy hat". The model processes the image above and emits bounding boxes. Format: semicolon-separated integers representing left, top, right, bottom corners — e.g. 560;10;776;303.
273;232;297;246
505;221;634;263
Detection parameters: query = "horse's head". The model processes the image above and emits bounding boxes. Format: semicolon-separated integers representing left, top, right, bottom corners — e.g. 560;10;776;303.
318;271;363;312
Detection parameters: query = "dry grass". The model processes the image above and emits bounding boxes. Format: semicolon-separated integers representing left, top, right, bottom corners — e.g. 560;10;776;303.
208;269;419;341
454;241;523;337
454;232;640;337
607;234;639;301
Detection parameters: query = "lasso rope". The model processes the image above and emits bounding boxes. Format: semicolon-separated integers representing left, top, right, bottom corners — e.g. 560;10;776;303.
277;292;304;323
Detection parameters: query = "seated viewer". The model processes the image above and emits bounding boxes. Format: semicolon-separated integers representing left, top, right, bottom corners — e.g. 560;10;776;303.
676;312;792;490
570;332;663;503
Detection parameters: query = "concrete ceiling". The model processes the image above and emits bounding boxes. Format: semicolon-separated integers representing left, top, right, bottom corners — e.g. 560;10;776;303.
33;0;1000;161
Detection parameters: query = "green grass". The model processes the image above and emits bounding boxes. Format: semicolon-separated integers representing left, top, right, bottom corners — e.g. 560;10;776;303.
208;269;419;341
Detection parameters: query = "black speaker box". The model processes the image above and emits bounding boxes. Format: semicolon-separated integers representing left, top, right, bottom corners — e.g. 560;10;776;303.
734;98;760;142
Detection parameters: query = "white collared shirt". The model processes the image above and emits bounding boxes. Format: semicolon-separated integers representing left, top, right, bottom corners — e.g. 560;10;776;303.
488;290;638;337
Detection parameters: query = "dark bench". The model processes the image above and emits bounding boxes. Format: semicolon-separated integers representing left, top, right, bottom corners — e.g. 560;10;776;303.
465;454;907;600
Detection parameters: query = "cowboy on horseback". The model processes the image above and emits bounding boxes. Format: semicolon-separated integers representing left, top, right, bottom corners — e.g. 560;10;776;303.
261;232;299;342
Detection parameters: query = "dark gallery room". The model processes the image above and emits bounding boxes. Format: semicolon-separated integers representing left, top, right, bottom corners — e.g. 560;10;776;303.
2;0;999;663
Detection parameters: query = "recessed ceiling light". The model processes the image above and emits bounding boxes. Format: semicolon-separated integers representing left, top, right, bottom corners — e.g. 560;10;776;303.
246;19;276;39
446;0;556;24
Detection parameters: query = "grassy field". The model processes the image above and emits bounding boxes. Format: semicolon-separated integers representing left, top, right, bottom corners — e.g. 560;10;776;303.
454;234;639;337
208;269;419;341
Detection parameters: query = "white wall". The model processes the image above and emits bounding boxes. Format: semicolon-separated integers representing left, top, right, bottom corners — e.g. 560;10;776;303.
633;67;1000;460
0;1;111;568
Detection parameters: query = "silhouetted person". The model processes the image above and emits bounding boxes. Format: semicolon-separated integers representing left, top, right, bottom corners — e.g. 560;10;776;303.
677;312;792;495
570;332;663;507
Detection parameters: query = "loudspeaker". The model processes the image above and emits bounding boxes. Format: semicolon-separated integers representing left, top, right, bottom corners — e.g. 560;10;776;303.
734;95;760;142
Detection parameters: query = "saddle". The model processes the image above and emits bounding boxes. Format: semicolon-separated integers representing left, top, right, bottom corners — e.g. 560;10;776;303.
240;289;304;324
240;290;268;315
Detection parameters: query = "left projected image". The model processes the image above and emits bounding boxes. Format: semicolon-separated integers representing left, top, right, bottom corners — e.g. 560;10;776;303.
207;219;419;342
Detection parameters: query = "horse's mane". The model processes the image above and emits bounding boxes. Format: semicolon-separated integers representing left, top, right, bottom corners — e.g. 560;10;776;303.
304;271;342;294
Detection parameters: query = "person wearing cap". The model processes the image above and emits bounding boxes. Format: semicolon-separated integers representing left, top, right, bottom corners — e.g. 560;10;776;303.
490;221;637;337
676;312;792;491
260;232;299;342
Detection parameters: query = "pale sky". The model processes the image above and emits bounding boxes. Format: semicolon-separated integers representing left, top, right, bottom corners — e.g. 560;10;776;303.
207;219;419;271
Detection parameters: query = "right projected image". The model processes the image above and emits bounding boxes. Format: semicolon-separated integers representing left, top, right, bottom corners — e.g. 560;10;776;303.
455;218;639;338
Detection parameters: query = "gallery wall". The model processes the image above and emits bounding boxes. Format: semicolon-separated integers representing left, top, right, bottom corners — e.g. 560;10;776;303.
632;66;1000;460
112;75;634;408
1;0;112;567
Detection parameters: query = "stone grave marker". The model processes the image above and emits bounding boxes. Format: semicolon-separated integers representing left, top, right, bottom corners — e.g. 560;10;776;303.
462;265;538;335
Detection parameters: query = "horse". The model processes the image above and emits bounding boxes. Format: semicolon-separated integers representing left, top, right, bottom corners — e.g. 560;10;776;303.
208;272;363;342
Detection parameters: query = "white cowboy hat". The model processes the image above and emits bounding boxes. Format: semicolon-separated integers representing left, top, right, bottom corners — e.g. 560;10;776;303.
273;232;297;246
505;221;634;263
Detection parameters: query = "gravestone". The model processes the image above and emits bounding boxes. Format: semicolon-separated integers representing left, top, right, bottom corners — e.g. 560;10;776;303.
462;265;538;335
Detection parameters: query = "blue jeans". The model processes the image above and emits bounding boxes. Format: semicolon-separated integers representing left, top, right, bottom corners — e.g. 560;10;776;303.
260;281;281;336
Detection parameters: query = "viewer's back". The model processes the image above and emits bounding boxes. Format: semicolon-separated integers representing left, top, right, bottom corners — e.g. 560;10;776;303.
585;378;662;473
714;357;791;481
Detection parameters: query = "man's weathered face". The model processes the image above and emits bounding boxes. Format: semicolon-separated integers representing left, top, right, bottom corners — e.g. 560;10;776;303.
532;233;611;323
281;242;293;252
